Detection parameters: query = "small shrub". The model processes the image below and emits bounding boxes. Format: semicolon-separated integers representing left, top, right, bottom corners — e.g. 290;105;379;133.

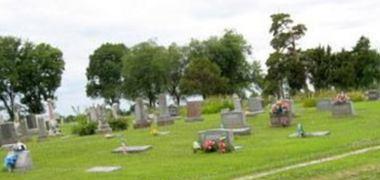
108;117;128;131
71;115;97;136
302;98;317;108
202;96;233;114
348;91;365;102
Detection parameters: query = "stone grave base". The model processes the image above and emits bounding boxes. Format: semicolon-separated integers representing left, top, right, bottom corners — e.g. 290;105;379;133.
289;131;330;138
112;145;152;154
157;118;174;126
87;166;121;173
15;151;33;171
185;117;203;122
133;122;151;129
229;127;251;136
246;110;264;117
332;102;356;117
270;114;292;127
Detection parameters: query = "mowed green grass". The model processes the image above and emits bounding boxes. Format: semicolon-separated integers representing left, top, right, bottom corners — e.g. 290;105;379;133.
1;101;380;180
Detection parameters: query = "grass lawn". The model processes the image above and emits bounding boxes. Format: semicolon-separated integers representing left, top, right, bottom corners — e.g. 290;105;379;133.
1;101;380;179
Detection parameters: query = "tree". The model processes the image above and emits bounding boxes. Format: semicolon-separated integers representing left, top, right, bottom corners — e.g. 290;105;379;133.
180;58;228;97
18;43;65;114
265;13;307;97
188;29;252;94
351;36;380;89
86;43;128;105
0;36;65;119
0;36;22;120
302;46;333;90
250;60;265;88
165;43;188;105
122;41;168;107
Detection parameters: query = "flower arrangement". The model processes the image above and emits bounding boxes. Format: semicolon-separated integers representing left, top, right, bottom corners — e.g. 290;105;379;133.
333;92;350;105
193;137;233;153
271;100;290;115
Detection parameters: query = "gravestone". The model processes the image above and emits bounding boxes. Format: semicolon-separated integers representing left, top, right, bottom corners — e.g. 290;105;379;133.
16;119;28;140
232;94;242;112
186;101;203;122
15;150;33;171
111;103;120;119
317;99;332;111
37;116;48;139
133;98;151;129
87;106;98;123
87;166;121;173
0;122;18;145
112;145;152;153
0;115;4;123
332;101;356;117
270;113;292;127
246;97;264;116
168;104;179;117
221;111;251;135
25;115;38;131
95;105;112;134
367;90;380;100
198;129;234;146
157;94;174;126
47;99;61;136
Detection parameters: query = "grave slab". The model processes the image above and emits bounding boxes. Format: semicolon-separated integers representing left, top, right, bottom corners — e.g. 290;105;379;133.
112;145;152;153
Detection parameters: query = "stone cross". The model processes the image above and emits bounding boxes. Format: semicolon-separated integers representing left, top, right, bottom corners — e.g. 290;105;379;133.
47;99;60;135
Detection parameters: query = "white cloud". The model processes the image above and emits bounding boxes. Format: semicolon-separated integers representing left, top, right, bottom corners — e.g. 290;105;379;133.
0;0;379;115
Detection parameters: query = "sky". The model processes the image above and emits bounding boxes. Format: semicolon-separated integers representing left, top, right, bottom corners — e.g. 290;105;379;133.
0;0;379;116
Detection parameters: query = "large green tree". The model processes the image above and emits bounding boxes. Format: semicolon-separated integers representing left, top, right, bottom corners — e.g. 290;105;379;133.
188;30;252;94
264;13;307;97
165;43;188;105
86;43;128;105
351;36;380;89
302;46;333;91
122;41;168;107
0;36;22;120
180;58;228;97
0;36;65;119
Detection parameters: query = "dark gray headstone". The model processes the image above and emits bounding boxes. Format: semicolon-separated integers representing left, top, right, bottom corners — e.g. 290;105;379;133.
221;111;251;135
332;101;356;117
317;99;332;111
247;97;264;116
26;115;38;130
367;90;380;100
186;101;203;122
157;94;174;126
133;98;151;129
198;129;234;145
168;104;179;117
37;117;48;139
0;122;18;145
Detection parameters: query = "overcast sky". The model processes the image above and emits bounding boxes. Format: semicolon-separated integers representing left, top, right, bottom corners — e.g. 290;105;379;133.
0;0;379;115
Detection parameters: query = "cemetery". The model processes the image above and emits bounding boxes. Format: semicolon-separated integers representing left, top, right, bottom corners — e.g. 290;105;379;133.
1;2;380;179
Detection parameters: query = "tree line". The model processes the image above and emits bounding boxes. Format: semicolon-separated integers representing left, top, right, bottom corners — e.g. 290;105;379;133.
86;30;259;107
86;13;380;107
